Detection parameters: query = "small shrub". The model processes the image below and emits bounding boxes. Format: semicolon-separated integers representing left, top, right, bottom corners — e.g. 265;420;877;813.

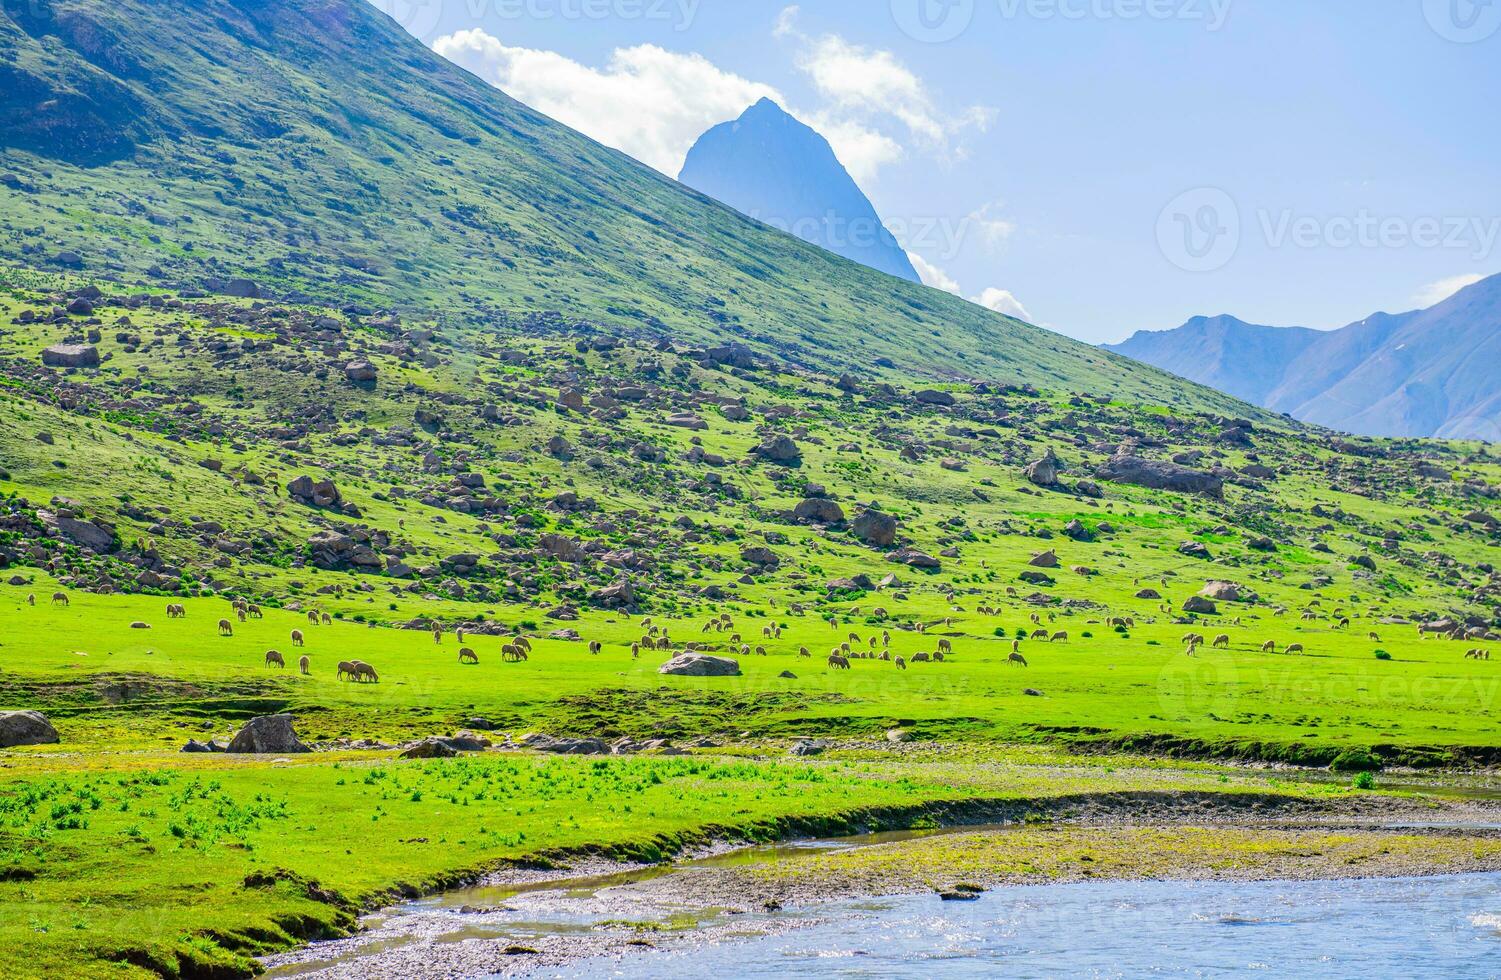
1374;650;1391;660
1352;771;1376;791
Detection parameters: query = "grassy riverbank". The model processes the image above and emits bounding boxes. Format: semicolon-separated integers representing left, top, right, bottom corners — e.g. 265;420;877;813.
0;743;1428;979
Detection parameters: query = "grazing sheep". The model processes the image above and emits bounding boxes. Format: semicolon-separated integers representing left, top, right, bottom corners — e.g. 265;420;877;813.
631;643;640;658
308;611;320;624
895;657;907;670
1030;629;1050;641
937;639;953;654
1286;643;1305;655
502;644;528;663
1008;652;1029;667
755;646;768;656
337;660;358;681
1050;632;1069;643
290;629;304;647
355;662;379;683
827;654;851;669
933;651;946;663
236;608;247;623
299;655;310;675
1030;613;1041;625
432;627;444;644
1213;634;1231;649
459;648;479;664
456;628;465;643
798;646;812;658
52;592;70;606
1369;632;1381;642
589;641;602;655
1262;640;1277;653
911;652;931;663
515;636;532;652
217;619;233;636
264;650;285;669
321;613;332;626
247;604;262;619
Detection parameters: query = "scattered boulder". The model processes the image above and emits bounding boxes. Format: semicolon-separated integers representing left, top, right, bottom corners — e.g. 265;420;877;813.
851;509;898;547
753;434;802;464
1029;550;1059;568
287;475;342;508
1096;454;1224;498
1178;541;1211;559
658;653;741;677
0;710;59;747
42;343;100;369
1200;581;1255;603
225;714;310;754
344;359;378;384
888;547;941;570
1182;596;1218;615
401;738;458;759
1024;449;1061;487
915;389;956;406
793;498;845;524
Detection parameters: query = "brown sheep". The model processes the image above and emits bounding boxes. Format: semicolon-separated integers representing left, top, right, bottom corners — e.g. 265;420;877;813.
52;592;70;606
264;650;285;669
459;648;479;665
1286;643;1305;655
337;660;359;681
1369;632;1381;642
307;611;320;624
827;654;851;669
1050;632;1069;643
1009;652;1029;667
432;627;444;644
895;656;907;670
1030;629;1050;641
290;629;304;647
937;639;953;654
911;652;931;663
799;646;811;658
355;662;379;683
589;641;602;655
1261;640;1277;653
299;655;310;675
1213;634;1231;649
217;618;233;636
247;604;263;619
320;613;332;626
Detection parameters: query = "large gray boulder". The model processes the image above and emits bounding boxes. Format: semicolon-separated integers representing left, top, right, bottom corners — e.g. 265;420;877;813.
658;653;741;677
226;714;310;754
753;434;802;464
1096;454;1224;498
851;509;898;547
1024;449;1061;487
42;343;99;369
0;710;59;747
793;498;845;524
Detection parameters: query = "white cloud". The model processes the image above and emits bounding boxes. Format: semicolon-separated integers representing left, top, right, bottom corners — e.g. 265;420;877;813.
807;114;904;184
973;287;1034;323
1413;273;1485;308
775;6;991;176
909;252;962;295
910;254;1034;323
773;4;801;38
966;202;1017;249
433;29;780;175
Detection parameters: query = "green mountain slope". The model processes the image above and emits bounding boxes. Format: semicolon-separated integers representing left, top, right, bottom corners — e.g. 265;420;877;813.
1;0;1255;414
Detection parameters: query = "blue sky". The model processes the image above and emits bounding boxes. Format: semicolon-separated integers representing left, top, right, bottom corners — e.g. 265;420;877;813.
371;0;1500;343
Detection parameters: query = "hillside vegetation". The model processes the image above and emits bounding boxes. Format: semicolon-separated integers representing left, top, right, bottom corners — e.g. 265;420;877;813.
0;1;1498;978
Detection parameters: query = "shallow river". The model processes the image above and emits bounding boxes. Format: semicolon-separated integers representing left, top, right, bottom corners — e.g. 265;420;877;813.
547;873;1501;979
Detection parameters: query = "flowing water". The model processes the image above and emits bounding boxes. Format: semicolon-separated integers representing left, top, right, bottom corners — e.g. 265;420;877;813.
548;873;1501;979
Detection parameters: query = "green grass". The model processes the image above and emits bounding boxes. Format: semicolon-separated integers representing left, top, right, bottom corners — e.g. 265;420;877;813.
3;586;1497;762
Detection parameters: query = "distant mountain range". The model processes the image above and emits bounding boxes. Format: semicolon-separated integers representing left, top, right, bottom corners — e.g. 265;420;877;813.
679;98;920;283
1106;273;1501;439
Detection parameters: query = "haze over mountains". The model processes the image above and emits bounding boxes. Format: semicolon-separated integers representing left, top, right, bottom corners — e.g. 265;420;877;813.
678;98;921;284
1108;273;1501;440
